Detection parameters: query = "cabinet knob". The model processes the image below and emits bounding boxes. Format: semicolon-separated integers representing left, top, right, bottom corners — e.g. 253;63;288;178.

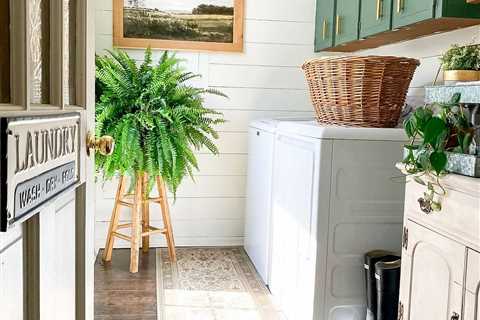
418;197;433;214
451;312;459;320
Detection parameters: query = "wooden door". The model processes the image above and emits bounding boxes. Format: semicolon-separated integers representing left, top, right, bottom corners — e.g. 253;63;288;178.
360;0;393;38
392;0;436;28
0;227;23;320
314;0;336;51
399;220;464;320
334;0;361;45
0;0;96;319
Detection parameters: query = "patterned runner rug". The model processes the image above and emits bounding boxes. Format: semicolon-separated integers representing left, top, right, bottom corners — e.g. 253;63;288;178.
156;247;285;320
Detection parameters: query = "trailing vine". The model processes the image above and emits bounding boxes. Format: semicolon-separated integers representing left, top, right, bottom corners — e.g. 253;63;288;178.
403;93;475;213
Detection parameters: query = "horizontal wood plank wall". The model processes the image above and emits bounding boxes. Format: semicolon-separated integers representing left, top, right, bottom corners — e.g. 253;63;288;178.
360;26;480;106
94;0;319;249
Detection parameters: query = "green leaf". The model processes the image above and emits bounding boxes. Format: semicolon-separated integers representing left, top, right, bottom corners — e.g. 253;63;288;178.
449;92;461;104
404;118;415;138
413;108;433;132
423;117;447;146
429;151;448;174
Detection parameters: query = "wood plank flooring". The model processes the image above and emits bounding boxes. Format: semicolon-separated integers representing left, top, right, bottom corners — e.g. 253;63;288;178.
95;249;157;320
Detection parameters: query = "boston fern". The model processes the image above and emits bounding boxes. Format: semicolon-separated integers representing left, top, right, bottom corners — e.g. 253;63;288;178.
95;48;226;193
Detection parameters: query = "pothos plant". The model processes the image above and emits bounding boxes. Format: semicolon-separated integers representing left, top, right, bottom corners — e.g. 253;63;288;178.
403;93;474;213
95;48;226;194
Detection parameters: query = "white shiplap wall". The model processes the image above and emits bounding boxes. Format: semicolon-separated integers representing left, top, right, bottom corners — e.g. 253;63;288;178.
361;26;480;105
94;0;319;249
95;0;480;249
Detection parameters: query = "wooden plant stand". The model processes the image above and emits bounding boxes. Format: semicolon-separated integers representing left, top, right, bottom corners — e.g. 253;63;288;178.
102;174;176;273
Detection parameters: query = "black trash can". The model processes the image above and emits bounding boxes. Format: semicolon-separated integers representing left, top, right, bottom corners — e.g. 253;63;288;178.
364;251;399;320
375;259;401;320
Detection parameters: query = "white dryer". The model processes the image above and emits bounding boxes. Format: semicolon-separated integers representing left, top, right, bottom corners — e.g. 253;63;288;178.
244;118;313;285
269;121;406;320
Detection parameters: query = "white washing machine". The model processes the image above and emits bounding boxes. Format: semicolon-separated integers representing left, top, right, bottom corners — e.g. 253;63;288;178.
268;121;407;320
244;118;313;285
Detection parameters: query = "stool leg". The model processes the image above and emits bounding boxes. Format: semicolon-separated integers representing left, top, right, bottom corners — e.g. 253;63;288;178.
142;174;150;253
156;176;176;262
130;173;143;273
103;175;127;262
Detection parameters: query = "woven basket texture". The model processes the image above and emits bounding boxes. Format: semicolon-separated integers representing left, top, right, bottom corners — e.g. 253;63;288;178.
302;56;420;128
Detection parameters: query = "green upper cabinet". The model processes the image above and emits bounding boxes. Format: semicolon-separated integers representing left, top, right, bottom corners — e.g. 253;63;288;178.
392;0;436;28
335;0;361;45
438;0;480;19
315;0;480;52
360;0;393;38
314;0;336;51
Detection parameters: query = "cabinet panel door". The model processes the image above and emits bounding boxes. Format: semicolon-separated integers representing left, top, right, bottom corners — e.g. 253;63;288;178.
360;0;392;38
392;0;436;28
335;0;360;45
401;221;464;320
465;249;480;320
314;0;335;51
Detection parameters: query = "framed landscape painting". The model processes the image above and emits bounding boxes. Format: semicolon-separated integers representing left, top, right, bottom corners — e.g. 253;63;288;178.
113;0;244;52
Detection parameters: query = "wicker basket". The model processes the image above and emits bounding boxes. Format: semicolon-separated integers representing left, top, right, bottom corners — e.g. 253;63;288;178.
302;56;420;128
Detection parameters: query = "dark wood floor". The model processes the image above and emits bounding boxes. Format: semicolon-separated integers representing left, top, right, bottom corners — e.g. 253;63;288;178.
94;249;157;320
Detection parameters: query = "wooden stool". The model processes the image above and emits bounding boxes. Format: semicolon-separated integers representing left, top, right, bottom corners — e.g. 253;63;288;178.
102;174;176;273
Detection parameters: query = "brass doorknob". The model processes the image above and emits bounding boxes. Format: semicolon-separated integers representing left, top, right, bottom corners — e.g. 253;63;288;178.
86;132;115;156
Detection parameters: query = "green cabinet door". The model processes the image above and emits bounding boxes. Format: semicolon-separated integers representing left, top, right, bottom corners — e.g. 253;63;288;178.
360;0;393;38
335;0;361;45
392;0;436;28
314;0;336;51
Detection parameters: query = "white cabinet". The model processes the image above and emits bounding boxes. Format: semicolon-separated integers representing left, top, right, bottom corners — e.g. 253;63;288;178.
399;174;480;320
465;249;480;320
399;221;463;320
269;121;407;320
0;227;23;320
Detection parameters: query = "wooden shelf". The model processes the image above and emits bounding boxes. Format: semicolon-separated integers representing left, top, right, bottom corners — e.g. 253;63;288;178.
323;18;480;52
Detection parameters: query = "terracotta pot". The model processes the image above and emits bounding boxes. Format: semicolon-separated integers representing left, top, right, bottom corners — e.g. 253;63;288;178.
444;70;480;82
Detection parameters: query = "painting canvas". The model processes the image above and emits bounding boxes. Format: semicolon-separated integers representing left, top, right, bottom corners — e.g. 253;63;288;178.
113;0;244;52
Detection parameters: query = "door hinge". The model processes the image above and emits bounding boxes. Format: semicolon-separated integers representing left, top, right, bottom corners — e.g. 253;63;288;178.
402;226;408;251
398;301;404;320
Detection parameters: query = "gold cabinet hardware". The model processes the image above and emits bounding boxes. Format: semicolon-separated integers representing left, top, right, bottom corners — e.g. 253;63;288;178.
397;0;405;13
86;132;115;156
376;0;384;19
322;18;327;39
336;15;341;35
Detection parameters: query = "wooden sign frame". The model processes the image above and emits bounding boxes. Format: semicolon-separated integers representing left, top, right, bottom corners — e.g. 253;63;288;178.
113;0;244;52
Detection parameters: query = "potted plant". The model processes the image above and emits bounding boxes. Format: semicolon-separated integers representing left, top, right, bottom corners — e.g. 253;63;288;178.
95;48;226;193
402;93;475;213
440;44;480;82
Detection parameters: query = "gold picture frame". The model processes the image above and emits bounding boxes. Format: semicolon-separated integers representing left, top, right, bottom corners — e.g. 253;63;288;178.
113;0;244;52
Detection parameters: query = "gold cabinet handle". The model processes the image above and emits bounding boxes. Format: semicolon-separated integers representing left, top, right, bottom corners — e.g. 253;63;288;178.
376;0;384;19
336;15;341;35
397;0;404;13
322;18;327;39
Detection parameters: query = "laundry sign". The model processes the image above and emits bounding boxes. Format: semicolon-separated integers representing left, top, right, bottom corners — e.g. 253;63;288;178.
0;113;81;231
